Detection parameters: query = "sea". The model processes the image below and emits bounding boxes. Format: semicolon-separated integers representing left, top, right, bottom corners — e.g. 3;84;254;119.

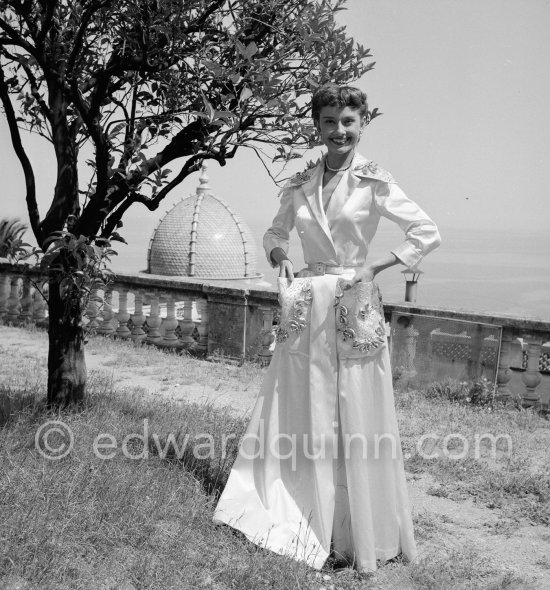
112;223;550;321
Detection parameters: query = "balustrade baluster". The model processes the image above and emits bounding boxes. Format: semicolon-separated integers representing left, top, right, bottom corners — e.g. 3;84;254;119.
131;291;146;342
467;324;484;380
85;283;102;330
6;276;21;324
257;305;275;366
521;337;542;407
0;274;11;322
97;289;116;336
403;322;418;378
496;329;514;402
391;315;409;370
115;288;131;338
414;323;433;383
160;297;181;349
16;278;34;325
146;295;162;344
178;296;196;349
195;298;209;353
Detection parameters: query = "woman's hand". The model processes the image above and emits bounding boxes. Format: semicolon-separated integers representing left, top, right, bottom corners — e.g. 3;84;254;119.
347;265;375;288
270;247;294;282
278;259;294;282
346;254;401;289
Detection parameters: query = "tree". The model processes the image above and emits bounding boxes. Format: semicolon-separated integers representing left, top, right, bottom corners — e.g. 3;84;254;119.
0;0;375;406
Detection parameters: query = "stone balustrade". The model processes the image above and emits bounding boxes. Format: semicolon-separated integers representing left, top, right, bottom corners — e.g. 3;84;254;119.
1;259;549;409
0;259;278;359
384;303;550;408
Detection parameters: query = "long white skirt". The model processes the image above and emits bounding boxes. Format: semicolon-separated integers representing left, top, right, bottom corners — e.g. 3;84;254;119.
213;274;417;572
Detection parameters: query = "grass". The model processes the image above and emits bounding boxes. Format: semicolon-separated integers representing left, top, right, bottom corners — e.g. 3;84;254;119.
1;325;548;589
2;373;315;590
408;548;526;590
395;387;550;526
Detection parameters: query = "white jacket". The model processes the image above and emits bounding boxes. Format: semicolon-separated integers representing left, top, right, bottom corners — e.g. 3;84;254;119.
263;153;441;270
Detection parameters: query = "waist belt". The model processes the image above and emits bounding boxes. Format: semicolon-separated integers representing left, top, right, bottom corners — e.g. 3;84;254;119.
307;262;358;276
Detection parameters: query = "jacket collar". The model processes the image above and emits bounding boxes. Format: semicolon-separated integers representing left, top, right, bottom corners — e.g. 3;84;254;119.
350;153;396;183
284;153;395;189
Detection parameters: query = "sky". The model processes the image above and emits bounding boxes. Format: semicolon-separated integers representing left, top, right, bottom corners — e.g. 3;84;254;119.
1;0;549;278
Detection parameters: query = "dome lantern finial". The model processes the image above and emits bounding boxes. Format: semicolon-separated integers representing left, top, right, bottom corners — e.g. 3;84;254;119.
197;161;211;194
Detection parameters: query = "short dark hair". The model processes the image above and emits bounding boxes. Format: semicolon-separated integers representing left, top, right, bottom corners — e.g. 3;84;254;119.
311;84;368;122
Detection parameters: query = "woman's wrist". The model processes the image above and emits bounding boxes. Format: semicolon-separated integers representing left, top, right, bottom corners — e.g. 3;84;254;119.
270;247;290;266
362;263;377;276
365;254;400;276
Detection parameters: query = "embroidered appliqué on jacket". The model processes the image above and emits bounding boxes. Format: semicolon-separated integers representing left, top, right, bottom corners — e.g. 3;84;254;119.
334;280;386;355
352;158;396;184
275;278;313;342
277;155;395;198
278;158;321;195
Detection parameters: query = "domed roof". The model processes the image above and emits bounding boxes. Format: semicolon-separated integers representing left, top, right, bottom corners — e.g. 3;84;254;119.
147;164;259;279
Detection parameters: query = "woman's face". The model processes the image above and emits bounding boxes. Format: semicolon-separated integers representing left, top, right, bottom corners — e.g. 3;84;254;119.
315;105;365;161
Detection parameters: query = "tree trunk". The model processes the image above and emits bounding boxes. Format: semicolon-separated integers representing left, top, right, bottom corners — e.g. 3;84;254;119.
47;273;86;406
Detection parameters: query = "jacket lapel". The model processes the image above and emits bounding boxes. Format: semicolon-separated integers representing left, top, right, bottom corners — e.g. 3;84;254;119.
299;161;336;252
326;169;356;225
344;167;363;210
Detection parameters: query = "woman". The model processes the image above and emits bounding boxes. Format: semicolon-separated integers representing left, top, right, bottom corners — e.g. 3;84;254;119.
213;84;441;572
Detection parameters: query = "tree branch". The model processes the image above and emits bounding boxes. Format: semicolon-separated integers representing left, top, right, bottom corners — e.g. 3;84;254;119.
242;144;290;186
66;0;112;76
0;64;43;244
78;115;219;236
69;76;110;203
100;152;222;238
182;0;226;34
2;47;54;124
118;79;138;170
155;119;214;167
36;0;58;46
0;15;40;61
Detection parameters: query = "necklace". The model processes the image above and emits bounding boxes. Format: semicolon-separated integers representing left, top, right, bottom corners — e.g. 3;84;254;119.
325;158;353;173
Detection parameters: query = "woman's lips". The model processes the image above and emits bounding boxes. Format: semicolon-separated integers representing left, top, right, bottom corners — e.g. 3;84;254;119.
330;137;350;146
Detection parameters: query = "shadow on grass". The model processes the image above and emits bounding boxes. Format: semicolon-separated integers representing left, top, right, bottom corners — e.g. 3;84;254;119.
0;380;44;426
0;370;116;427
146;408;246;498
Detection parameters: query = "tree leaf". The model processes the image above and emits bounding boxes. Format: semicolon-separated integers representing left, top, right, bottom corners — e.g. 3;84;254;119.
239;87;253;102
110;232;128;244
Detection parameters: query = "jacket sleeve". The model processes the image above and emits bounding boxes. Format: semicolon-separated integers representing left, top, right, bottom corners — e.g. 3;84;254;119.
262;187;296;267
374;181;441;269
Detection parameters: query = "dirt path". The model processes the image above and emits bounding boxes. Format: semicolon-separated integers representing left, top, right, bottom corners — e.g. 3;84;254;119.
0;325;260;416
2;325;550;588
407;472;550;589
